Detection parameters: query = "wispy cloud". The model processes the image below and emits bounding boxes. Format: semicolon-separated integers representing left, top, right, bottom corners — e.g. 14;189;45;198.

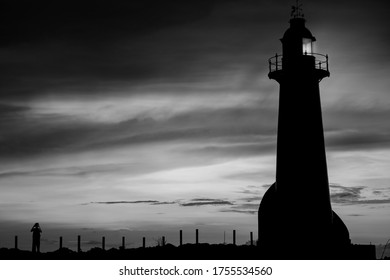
330;184;390;205
235;185;264;202
87;198;236;207
180;199;233;207
330;185;364;204
326;129;390;151
90;200;165;205
219;198;260;215
86;195;262;216
352;199;390;205
220;209;257;215
152;202;177;205
85;197;237;208
85;198;240;210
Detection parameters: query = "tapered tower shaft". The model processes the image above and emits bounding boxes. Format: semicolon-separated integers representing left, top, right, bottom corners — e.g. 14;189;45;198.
270;17;332;224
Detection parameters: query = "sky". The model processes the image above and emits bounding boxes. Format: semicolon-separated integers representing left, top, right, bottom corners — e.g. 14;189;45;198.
0;0;390;255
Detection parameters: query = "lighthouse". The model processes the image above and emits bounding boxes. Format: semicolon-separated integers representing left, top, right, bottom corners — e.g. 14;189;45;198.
258;3;350;259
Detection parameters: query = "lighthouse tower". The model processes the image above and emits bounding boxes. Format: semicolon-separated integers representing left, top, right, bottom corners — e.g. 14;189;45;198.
258;4;350;258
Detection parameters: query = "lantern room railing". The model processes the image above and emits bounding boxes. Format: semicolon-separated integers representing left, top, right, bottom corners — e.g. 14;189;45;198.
268;53;283;72
268;53;329;73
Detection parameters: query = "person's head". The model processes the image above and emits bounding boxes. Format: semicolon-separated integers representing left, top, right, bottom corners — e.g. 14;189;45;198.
34;223;39;227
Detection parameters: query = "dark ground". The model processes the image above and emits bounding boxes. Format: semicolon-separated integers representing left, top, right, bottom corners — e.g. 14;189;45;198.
0;243;379;260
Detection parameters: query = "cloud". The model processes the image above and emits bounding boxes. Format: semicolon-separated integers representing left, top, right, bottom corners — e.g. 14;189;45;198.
219;198;260;215
151;202;177;205
0;0;277;102
220;209;257;215
326;129;390;152
87;198;237;208
225;172;264;181
3;1;389;167
351;199;390;205
240;196;262;203
184;199;221;202
184;142;275;160
330;190;363;204
86;195;262;216
0;103;30;115
330;184;390;205
180;199;233;207
0;113;102;158
1;0;216;44
232;203;259;210
0;171;34;179
0;163;149;180
0;103;277;160
323;107;390;152
330;184;365;203
235;185;264;202
90;200;167;205
237;185;269;194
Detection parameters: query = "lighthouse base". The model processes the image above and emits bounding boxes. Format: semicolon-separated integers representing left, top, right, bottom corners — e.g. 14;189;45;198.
258;183;351;259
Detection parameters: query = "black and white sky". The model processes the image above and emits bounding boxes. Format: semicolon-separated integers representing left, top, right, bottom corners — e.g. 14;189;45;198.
1;0;390;252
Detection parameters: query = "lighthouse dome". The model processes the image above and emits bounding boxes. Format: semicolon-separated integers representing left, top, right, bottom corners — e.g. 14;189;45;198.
282;17;315;41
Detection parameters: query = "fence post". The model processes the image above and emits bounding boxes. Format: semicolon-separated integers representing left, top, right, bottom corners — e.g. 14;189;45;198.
143;237;146;248
77;235;81;253
180;230;183;246
122;236;125;250
14;236;18;250
233;230;236;245
250;232;253;246
102;236;105;251
59;236;63;249
162;236;165;246
196;229;199;245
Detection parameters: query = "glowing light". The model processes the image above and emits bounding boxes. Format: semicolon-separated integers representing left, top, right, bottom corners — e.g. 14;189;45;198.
302;38;313;54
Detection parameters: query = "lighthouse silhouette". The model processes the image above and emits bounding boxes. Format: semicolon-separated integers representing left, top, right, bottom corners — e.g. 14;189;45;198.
258;4;351;259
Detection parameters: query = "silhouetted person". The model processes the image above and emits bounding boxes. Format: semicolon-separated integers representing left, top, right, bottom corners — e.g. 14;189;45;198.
31;223;42;253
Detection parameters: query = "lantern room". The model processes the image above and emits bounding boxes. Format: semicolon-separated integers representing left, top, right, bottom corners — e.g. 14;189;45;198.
281;17;316;58
268;15;330;82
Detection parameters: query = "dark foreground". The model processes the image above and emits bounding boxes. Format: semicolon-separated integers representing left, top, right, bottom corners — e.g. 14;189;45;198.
0;243;379;260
